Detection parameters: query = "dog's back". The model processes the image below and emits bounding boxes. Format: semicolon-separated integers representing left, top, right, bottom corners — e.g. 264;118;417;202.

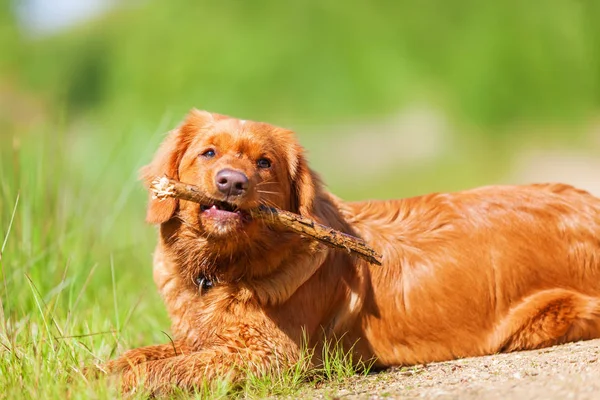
336;183;600;367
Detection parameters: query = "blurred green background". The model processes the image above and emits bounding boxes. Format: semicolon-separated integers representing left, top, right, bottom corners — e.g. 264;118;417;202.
1;0;600;397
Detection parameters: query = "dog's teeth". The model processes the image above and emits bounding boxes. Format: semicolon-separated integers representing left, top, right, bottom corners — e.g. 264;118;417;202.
211;205;218;210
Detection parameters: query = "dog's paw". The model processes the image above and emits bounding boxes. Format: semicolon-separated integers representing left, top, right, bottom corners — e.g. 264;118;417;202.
119;366;170;398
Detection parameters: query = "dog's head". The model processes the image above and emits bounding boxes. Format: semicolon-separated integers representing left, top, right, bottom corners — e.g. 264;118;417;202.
141;109;322;241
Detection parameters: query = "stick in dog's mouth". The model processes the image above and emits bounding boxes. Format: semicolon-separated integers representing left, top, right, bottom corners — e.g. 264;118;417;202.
150;176;383;266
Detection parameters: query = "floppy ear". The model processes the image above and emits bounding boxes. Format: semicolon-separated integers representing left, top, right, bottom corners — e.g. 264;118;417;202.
140;109;213;224
140;129;182;224
289;144;323;219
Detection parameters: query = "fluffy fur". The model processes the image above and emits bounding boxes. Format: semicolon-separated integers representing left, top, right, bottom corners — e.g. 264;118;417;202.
101;110;600;393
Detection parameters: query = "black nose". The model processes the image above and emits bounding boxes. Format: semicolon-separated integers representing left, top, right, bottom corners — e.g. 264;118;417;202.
215;169;249;196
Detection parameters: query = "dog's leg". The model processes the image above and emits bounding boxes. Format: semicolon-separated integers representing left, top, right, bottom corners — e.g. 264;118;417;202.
491;288;600;353
118;346;296;395
98;340;192;375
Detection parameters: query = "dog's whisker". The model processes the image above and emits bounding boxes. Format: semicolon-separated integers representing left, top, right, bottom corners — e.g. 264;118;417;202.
259;198;280;208
256;180;279;187
257;189;280;194
257;190;283;197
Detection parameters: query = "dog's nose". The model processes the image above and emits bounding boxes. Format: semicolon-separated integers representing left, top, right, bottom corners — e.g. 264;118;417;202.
215;169;249;196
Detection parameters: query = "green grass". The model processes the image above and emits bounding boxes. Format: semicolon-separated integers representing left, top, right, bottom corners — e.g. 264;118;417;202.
0;120;164;398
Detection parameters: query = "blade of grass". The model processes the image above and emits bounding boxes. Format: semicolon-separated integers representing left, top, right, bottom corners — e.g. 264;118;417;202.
65;262;99;330
25;273;57;355
110;254;120;333
0;192;20;351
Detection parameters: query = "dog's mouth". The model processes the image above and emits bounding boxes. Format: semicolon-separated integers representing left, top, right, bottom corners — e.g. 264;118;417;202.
199;200;252;223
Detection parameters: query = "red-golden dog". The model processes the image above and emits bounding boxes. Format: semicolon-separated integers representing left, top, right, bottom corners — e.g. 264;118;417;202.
101;109;600;393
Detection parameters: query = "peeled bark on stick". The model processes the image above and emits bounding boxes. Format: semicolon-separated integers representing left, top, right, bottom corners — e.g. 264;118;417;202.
151;177;382;266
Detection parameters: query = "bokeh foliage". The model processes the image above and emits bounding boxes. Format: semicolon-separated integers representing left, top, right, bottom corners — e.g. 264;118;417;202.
3;0;600;130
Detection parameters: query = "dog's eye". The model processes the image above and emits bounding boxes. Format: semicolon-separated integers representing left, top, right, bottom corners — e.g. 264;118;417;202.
257;158;271;169
201;149;216;158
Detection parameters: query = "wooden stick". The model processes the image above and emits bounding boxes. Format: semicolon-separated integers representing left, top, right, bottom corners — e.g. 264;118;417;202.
151;177;382;266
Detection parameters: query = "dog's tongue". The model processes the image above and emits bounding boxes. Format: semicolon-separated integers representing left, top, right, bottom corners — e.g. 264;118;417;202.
202;205;244;222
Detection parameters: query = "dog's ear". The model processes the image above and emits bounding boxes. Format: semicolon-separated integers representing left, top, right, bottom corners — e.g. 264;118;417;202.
140;129;183;224
288;144;323;219
140;109;212;224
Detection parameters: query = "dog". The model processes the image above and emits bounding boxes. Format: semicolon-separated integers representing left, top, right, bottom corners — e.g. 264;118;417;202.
101;109;600;393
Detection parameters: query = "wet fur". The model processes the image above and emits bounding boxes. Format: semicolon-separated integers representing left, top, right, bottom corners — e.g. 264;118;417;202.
101;110;600;394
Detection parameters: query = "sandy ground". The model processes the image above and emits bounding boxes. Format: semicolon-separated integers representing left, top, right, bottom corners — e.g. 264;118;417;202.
306;339;600;399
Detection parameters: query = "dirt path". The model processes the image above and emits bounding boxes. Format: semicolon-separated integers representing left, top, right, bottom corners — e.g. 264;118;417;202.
308;339;600;399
